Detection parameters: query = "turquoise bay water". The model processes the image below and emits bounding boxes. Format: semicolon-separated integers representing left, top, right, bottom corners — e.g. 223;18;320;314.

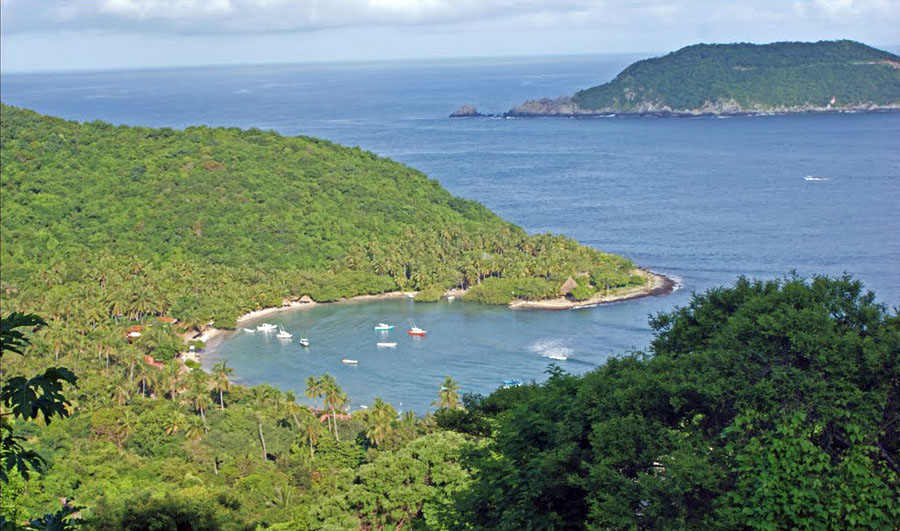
3;55;898;412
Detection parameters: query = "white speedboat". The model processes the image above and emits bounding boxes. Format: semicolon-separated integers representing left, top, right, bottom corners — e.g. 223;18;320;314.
257;323;277;331
341;358;358;365
547;353;568;361
374;323;394;331
243;328;255;333
376;342;397;348
276;325;292;339
299;338;310;347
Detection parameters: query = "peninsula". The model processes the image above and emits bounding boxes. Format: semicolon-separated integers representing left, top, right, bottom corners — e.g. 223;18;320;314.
0;105;666;335
502;40;900;117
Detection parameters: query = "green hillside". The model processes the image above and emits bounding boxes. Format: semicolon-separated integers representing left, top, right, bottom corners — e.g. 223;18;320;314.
0;105;639;326
569;40;900;114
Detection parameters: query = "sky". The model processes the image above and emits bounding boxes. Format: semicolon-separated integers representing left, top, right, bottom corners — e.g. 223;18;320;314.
2;0;899;72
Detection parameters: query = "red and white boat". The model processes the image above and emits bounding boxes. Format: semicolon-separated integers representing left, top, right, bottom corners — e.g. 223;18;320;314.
407;319;427;336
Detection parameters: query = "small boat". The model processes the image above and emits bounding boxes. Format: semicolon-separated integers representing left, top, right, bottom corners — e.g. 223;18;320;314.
341;358;358;365
547;353;568;361
804;175;829;181
257;323;277;331
276;325;292;339
243;328;255;333
407;319;427;336
376;342;397;348
374;323;394;331
299;338;310;347
447;295;455;301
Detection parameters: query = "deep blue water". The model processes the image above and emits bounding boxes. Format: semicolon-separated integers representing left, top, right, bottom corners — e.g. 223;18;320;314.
3;56;899;413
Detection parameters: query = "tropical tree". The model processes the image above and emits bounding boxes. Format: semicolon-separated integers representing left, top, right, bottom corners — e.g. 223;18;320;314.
365;398;397;448
212;360;234;410
434;376;461;410
320;374;345;440
304;375;323;410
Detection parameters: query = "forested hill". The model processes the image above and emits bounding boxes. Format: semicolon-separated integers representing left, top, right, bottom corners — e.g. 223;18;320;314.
0;105;639;326
507;40;900;116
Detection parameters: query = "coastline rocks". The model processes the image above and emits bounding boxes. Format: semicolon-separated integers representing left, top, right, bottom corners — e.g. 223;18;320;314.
503;97;900;118
505;97;588;117
449;104;484;118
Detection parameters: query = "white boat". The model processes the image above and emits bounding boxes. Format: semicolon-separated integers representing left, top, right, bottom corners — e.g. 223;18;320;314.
243;328;255;333
299;338;310;347
376;342;397;348
374;323;394;331
804;175;830;181
341;358;358;365
547;353;568;361
447;295;455;301
276;325;292;339
257;323;277;331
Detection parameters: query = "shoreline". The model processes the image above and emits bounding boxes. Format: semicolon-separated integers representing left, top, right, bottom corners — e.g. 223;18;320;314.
507;269;674;310
188;271;675;357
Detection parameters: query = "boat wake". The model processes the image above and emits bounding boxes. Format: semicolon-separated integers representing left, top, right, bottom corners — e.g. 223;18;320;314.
804;175;831;181
528;338;574;361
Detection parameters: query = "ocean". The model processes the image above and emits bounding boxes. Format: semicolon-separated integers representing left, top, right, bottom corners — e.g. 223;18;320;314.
3;55;898;412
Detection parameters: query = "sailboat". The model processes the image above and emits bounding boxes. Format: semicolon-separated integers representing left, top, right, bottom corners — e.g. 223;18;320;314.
407;318;427;336
276;325;292;339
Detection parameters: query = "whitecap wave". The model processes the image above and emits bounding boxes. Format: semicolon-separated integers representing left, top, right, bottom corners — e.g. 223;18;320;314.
528;338;574;360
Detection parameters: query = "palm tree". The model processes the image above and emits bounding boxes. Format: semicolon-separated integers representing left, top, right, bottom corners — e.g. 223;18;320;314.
433;376;462;410
304;375;323;410
186;369;212;427
297;408;324;459
250;385;278;461
212;360;234;410
364;398;397;448
320;374;344;441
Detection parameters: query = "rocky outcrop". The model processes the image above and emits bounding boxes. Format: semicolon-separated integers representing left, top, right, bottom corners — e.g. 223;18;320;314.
449;104;484;118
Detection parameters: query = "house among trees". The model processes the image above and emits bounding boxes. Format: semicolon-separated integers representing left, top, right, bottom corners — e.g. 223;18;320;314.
559;276;578;296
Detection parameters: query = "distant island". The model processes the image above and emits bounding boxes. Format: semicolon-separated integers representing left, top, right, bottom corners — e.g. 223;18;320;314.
454;41;900;118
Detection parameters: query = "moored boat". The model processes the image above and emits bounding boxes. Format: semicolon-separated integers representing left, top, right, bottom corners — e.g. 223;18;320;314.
341;358;358;365
407;319;427;336
374;323;394;331
276;325;292;339
376;342;397;348
299;338;310;347
243;328;255;333
257;323;277;331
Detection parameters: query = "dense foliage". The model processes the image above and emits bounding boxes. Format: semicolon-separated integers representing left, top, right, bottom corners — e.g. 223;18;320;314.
1;104;642;330
449;275;900;529
573;40;900;112
2;275;897;528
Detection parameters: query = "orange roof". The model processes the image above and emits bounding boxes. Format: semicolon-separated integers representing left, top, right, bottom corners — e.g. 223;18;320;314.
158;316;177;324
126;324;144;333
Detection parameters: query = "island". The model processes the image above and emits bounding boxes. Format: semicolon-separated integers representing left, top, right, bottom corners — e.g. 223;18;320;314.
502;40;900;117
